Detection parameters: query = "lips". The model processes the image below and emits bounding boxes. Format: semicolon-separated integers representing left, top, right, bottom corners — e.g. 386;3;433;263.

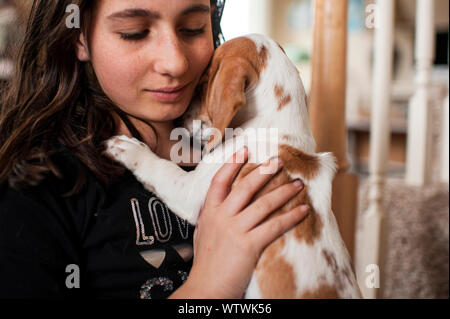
145;83;190;102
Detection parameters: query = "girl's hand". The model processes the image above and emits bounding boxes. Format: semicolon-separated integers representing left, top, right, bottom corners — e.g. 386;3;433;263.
171;147;309;299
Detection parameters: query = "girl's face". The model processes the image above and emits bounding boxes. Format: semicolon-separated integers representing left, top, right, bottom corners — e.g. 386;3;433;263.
77;0;214;123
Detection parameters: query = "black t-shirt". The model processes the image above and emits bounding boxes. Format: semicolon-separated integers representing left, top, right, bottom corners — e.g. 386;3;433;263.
0;148;196;299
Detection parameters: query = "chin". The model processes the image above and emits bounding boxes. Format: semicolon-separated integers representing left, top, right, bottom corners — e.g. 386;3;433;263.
150;103;190;122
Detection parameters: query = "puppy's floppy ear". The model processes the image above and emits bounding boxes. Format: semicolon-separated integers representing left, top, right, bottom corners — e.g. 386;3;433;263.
183;65;211;122
204;57;258;149
198;69;210;106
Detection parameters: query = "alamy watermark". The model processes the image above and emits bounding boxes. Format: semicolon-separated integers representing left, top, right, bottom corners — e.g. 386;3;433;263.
365;264;380;289
66;4;80;29
65;264;80;289
65;3;381;30
169;121;280;174
365;4;380;29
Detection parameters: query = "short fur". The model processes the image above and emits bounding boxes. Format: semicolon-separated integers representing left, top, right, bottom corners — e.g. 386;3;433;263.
106;34;362;299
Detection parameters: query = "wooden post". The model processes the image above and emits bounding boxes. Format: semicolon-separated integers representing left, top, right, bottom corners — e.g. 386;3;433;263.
406;0;435;186
358;0;395;299
440;41;449;184
309;0;358;262
442;93;449;183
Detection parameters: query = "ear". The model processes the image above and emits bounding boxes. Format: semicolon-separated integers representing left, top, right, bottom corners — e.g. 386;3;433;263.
198;69;210;106
182;67;211;129
203;57;258;151
76;33;90;62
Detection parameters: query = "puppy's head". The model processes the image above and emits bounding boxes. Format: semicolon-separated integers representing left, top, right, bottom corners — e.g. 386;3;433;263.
187;36;268;153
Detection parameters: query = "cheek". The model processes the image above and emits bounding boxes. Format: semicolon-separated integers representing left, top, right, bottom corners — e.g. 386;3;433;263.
93;52;142;102
190;39;214;78
89;32;144;105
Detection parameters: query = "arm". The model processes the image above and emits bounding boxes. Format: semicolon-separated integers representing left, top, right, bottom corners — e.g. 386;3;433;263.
168;148;310;299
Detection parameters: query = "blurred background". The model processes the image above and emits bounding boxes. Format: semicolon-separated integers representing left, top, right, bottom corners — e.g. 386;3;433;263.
0;0;448;299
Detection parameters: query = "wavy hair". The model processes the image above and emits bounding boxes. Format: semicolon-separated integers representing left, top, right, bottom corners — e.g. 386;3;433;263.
0;0;226;192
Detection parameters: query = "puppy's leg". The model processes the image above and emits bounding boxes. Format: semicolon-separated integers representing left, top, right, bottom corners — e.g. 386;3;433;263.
105;135;221;224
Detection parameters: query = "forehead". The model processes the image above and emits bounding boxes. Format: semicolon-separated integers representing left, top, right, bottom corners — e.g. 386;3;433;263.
95;0;211;19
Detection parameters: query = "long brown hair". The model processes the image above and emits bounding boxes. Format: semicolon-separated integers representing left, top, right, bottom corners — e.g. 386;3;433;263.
0;0;226;192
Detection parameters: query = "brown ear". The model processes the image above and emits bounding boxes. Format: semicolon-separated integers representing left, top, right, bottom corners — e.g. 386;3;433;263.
203;57;258;151
198;69;210;97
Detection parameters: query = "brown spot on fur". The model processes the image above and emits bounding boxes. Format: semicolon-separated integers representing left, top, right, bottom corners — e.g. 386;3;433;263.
258;45;268;73
299;284;339;299
255;236;299;298
274;85;292;111
232;146;323;246
258;241;339;298
322;249;355;294
279;144;321;180
292;195;323;245
229;144;328;297
341;268;352;286
133;162;138;167
209;37;268;79
230;145;326;297
257;239;339;298
323;249;338;272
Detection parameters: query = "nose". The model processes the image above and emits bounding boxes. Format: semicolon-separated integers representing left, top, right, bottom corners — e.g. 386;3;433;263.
153;31;189;78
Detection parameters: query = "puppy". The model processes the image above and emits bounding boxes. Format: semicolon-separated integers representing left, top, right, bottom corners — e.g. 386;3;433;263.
106;34;362;299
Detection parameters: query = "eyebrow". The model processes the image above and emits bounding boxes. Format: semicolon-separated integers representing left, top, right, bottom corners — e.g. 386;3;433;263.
107;4;211;20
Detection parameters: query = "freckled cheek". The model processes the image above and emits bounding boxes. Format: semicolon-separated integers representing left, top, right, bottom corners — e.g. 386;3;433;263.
93;52;144;103
191;41;214;79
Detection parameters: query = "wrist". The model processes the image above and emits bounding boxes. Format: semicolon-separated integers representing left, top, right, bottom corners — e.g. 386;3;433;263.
168;272;219;299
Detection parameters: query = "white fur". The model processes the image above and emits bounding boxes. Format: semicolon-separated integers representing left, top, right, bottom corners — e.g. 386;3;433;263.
106;34;362;299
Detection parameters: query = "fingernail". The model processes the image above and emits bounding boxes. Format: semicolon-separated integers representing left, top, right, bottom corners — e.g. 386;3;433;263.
300;205;310;213
238;146;248;157
269;157;283;169
263;156;281;167
293;179;303;188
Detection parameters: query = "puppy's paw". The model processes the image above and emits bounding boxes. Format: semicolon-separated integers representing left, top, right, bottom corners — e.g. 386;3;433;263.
104;135;151;170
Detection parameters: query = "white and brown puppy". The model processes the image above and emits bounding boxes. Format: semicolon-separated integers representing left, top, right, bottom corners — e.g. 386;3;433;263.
106;34;362;299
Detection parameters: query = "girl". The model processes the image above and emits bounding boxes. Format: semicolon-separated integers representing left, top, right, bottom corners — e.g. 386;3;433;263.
0;0;309;299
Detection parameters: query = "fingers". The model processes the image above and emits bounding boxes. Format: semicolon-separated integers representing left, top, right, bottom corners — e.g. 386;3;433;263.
250;205;310;251
222;157;284;215
238;179;305;231
205;147;249;207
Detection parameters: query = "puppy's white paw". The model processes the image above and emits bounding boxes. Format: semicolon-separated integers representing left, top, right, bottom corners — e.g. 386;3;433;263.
105;135;151;170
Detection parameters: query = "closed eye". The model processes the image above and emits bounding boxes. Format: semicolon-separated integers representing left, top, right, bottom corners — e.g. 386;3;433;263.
180;27;205;37
119;30;149;40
